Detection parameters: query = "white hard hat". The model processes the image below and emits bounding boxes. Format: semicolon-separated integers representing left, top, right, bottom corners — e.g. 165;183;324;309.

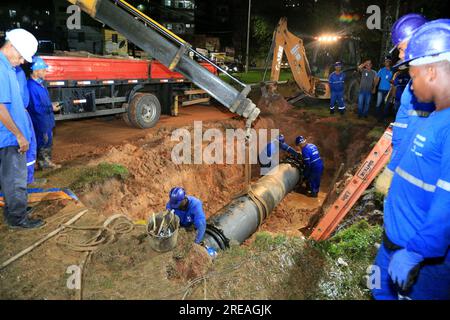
5;29;38;63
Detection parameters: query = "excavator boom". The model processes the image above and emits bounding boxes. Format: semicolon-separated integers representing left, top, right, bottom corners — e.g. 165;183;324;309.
270;18;316;97
67;0;260;126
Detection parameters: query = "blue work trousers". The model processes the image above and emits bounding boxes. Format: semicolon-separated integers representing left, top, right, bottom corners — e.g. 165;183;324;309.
330;91;345;114
0;146;28;225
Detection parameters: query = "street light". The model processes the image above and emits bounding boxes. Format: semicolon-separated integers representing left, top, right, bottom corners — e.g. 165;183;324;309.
245;0;251;73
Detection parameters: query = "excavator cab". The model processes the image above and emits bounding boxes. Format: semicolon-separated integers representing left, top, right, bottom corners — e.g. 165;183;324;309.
308;35;361;104
264;18;361;105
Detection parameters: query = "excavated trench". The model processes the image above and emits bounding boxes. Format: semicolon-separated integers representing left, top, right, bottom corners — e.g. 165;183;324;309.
80;95;374;239
0;97;379;299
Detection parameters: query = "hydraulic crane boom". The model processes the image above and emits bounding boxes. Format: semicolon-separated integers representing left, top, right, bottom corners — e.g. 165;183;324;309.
270;18;316;96
263;18;329;101
67;0;260;128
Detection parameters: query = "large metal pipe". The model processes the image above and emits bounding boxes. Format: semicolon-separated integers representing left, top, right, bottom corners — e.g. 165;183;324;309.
204;161;302;251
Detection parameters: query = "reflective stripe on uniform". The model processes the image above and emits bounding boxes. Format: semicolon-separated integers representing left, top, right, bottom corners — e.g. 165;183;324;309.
27;160;36;167
392;122;408;128
437;179;450;192
408;110;431;117
311;157;321;163
338;106;346;110
395;167;436;192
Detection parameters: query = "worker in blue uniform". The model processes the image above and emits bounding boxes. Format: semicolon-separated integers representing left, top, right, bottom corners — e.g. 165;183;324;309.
374;57;393;121
391;65;410;113
295;136;323;198
328;61;346;115
166;187;206;244
15;66;37;185
0;29;44;229
372;20;450;300
27;56;62;170
375;14;434;195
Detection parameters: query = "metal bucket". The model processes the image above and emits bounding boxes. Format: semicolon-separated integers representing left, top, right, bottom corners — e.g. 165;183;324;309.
147;211;180;253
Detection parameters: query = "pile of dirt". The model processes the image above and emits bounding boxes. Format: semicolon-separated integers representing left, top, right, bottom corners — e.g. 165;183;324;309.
169;230;212;281
257;91;293;115
80;120;247;220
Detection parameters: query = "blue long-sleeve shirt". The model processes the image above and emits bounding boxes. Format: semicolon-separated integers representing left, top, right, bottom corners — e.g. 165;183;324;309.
279;141;300;159
387;81;435;172
384;107;450;262
27;78;55;134
15;66;29;108
328;71;346;93
166;195;206;244
301;143;322;170
0;52;32;149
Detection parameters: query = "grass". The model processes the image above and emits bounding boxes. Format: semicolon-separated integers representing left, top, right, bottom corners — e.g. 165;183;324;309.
36;162;129;193
69;162;129;192
254;232;288;250
315;220;383;261
366;126;385;142
219;69;293;84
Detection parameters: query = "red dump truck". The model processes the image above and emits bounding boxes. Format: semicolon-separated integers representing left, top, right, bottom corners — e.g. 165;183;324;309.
42;55;217;128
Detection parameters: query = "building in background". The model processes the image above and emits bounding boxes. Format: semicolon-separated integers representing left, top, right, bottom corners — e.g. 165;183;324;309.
159;0;196;35
0;0;55;53
53;0;104;54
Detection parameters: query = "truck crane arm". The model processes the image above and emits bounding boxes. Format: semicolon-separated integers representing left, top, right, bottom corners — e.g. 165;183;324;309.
66;0;260;128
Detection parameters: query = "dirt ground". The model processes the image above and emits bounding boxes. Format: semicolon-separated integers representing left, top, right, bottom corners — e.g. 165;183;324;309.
0;96;380;299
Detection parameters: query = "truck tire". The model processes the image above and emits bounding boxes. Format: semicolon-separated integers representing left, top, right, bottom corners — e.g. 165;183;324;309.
345;77;360;105
122;110;133;127
128;93;161;129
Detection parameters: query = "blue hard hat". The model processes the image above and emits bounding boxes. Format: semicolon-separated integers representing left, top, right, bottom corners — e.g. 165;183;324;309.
169;187;186;208
390;14;427;53
277;134;285;144
398;19;450;67
334;61;343;67
295;136;306;145
31;56;48;71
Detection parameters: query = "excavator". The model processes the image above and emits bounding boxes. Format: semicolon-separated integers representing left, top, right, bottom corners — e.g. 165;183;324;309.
263;18;361;105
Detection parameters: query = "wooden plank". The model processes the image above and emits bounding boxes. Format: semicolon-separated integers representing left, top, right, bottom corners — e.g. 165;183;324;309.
184;89;207;95
181;97;210;107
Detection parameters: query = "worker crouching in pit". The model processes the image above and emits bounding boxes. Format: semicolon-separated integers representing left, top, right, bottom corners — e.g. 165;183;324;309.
27;56;62;170
295;136;323;198
166;187;207;245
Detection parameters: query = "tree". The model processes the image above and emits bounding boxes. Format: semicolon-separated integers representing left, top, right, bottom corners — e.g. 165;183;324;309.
250;15;273;66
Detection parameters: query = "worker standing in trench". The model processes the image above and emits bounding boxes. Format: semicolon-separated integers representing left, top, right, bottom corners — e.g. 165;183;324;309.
372;20;450;300
328;61;346;116
295;136;323;198
27;56;62;170
0;29;44;229
375;14;435;195
166;187;207;245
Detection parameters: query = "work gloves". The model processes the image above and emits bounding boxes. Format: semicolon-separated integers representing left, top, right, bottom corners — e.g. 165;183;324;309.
388;249;423;292
375;167;394;195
